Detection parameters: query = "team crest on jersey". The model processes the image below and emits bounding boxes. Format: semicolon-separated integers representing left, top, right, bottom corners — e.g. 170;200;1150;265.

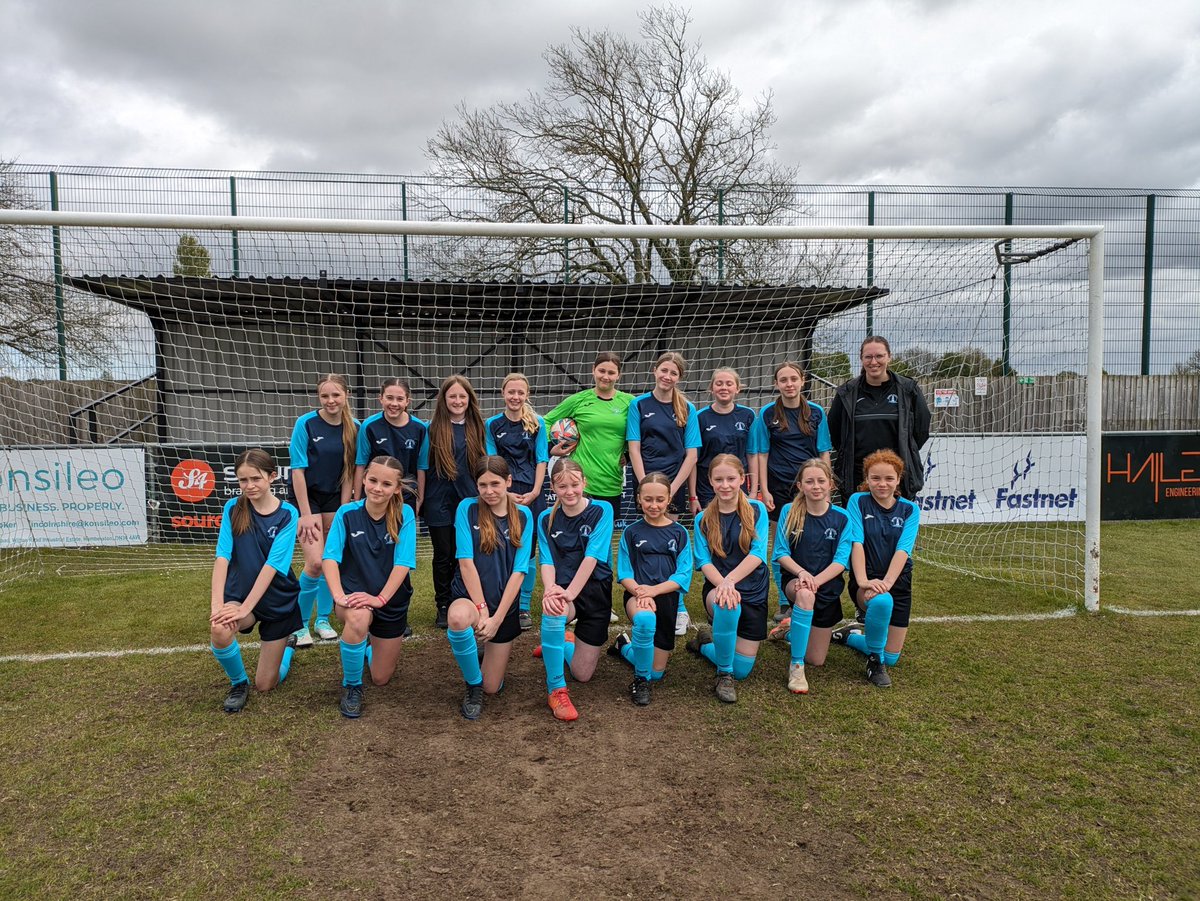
404;439;416;449
580;524;593;537
667;538;678;552
824;528;837;540
891;516;904;528
734;422;746;431
887;394;898;404
266;526;278;538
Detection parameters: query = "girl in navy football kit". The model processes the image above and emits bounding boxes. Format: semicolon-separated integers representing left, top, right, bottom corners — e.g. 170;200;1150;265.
322;456;417;718
420;375;486;629
484;373;548;631
611;473;693;706
627;351;701;635
446;456;533;720
536;459;615;722
772;458;852;695
688;367;761;514
288;373;360;646
836;449;920;688
354;377;428;509
686;454;771;704
209;449;303;713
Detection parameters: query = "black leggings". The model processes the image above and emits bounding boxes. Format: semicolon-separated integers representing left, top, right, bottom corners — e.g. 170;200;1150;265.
428;524;457;612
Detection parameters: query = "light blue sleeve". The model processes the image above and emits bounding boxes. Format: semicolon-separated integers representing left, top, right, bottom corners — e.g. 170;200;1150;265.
814;403;832;453
625;396;642;442
669;527;693;589
535;416;550;464
749;408;768;456
616;529;634;582
322;506;349;563
265;504;299;573
845;494;865;545
418;430;431;471
772;504;793;565
513;507;533;574
897;501;921;556
395;505;417;568
585;501;615;562
214;498;237;560
683;402;702;450
289;414;310;468
484;414;499;456
354;415;372;466
749;500;769;562
692;512;711;570
455;498;476;560
832;507;853;568
538;509;554;566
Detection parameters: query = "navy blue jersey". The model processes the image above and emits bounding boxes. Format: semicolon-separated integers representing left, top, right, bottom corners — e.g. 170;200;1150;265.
772;503;852;603
845;492;920;579
538;499;614;586
626;393;701;479
289;410;357;495
484;412;549;489
751;401;833;498
420;422;480;527
356;412;429;480
450;498;533;609
215;498;301;620
323;500;417;597
695;403;761;505
693;499;770;606
617;519;693;591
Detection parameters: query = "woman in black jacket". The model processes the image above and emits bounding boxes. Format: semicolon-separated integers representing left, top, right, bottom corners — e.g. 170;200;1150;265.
828;336;931;501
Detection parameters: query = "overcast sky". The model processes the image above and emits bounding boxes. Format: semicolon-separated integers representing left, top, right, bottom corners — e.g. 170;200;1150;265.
3;0;1199;187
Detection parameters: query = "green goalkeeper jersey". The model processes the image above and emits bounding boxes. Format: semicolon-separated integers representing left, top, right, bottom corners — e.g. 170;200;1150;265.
546;389;634;497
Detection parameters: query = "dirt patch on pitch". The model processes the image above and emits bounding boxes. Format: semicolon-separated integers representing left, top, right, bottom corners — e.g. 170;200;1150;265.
288;637;858;899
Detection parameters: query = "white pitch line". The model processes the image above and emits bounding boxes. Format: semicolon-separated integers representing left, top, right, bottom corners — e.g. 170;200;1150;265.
910;607;1078;624
1105;606;1200;617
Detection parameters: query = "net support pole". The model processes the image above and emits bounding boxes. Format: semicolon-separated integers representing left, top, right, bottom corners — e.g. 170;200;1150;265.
1140;194;1155;376
866;190;875;335
1085;230;1104;612
49;171;68;381
229;176;240;278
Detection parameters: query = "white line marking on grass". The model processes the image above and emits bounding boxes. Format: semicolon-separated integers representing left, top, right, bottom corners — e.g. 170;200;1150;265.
911;606;1078;624
1106;606;1200;617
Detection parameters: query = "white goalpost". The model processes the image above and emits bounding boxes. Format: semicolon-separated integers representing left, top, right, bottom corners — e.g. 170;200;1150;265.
0;209;1104;612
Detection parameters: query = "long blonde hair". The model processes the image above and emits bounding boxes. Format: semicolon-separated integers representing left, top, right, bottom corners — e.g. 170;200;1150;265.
545;458;586;536
501;372;540;435
364;456;409;543
429;375;486;480
784;457;836;543
474;456;524;554
317;373;358;486
770;361;814;437
230;448;276;537
653;351;689;428
700;454;755;558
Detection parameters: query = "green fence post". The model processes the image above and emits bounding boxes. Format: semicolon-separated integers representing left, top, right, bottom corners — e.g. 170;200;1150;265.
1141;194;1156;375
49;171;67;380
401;181;410;281
1002;192;1013;376
717;188;725;284
229;176;240;277
866;191;875;335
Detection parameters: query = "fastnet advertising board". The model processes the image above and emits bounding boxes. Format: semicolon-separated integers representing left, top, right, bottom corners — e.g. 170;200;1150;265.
914;435;1085;524
0;448;147;547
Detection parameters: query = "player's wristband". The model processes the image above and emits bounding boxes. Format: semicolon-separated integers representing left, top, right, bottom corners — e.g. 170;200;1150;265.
376;594;387;606
475;601;488;613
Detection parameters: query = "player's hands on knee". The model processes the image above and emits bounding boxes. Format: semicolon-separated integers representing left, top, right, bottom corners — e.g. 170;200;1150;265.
298;514;323;544
476;613;499;642
542;587;569;617
210;603;244;628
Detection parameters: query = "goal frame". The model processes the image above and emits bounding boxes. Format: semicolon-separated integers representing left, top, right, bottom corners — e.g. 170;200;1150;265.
0;209;1105;610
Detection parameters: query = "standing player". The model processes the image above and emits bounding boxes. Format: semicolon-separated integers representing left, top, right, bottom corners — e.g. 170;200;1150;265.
536;460;615;722
610;473;693;706
288;373;359;647
421;375;486;629
445;457;533;720
485;373;548;631
772;458;851;694
626;351;701;635
354;377;428;509
688;367;761;512
835;449;920;689
322;456;416;718
752;361;831;624
686;455;771;704
208;449;302;713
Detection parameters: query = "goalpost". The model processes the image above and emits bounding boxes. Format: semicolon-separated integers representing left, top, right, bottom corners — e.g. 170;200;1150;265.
0;209;1104;612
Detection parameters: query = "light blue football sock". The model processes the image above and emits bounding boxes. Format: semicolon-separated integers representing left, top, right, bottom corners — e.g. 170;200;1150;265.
883;650;902;667
711;603;740;674
298;572;318;624
541;614;568;692
700;642;719;668
339;637;368;687
619;641;635;668
365;644;373;666
315;574;334;620
277;643;295;683
448;627;483;686
788;608;814;666
630;610;656;680
211;640;248;686
846;631;868;657
732;651;757;681
864;592;893;658
562;635;576;667
649;668;665;682
519;560;535;613
772;559;788;609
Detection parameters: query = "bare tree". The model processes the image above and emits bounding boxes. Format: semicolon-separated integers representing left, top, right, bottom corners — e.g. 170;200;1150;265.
1;159;117;372
425;6;814;285
1172;349;1200;375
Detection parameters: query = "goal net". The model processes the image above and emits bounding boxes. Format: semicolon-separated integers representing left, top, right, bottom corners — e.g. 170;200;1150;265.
0;211;1101;608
